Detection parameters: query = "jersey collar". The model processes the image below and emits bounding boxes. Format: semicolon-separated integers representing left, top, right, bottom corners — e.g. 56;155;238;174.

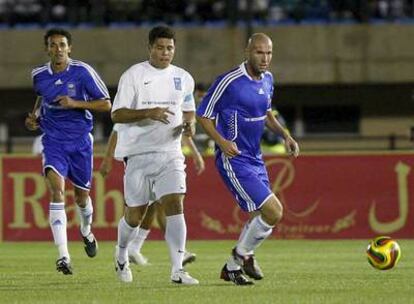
240;62;264;81
47;59;72;75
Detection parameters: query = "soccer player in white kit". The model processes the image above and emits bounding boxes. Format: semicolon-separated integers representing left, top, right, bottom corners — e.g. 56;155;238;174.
111;25;199;285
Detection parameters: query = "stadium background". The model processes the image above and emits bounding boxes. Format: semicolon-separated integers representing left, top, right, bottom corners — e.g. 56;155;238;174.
1;0;414;241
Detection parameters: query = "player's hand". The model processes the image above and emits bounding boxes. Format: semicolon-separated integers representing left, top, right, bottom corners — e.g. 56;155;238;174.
285;135;300;157
193;153;205;175
147;107;174;124
99;159;112;178
219;139;241;158
25;113;39;131
182;121;195;137
55;95;77;109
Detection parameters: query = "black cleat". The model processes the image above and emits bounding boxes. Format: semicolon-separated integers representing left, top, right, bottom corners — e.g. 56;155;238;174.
81;231;98;258
220;264;254;286
182;251;196;266
232;247;263;280
56;257;73;275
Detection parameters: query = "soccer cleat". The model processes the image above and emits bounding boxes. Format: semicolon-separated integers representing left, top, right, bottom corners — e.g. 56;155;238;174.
232;247;263;280
115;246;133;283
128;251;149;266
220;264;253;285
81;231;98;258
182;251;196;266
56;257;73;275
171;269;199;285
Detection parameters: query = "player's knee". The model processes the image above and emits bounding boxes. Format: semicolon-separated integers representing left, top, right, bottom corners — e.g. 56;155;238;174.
261;197;283;226
125;206;146;227
74;189;90;207
161;194;184;216
50;189;64;202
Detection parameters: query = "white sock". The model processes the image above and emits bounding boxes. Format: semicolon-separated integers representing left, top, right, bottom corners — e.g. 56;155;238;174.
128;228;150;253
236;215;273;256
238;221;250;245
117;217;138;264
226;256;241;271
165;214;186;274
77;196;93;237
49;202;69;261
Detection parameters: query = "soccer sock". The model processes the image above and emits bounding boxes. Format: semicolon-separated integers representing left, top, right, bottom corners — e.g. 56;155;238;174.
236;215;274;256
76;196;93;237
49;202;70;261
128;228;150;253
165;214;186;274
238;220;250;243
117;217;138;264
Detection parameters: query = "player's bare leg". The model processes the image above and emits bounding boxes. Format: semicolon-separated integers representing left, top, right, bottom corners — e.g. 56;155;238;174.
161;193;199;285
45;169;72;275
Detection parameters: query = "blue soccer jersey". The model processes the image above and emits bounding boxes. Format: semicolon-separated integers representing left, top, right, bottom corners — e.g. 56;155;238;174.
197;63;276;212
196;63;274;160
32;59;110;142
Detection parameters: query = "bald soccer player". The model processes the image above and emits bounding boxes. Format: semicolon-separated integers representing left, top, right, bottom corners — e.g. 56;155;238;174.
196;33;299;285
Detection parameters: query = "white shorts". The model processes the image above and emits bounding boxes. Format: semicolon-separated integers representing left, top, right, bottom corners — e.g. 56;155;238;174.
123;151;186;207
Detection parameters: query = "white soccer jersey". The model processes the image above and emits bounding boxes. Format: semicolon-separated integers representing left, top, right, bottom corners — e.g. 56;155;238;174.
112;61;195;158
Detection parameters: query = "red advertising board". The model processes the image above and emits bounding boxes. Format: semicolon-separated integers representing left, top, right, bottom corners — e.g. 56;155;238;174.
1;153;413;241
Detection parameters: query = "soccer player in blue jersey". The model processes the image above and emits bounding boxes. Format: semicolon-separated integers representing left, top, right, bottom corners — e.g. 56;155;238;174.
24;28;111;275
197;33;299;285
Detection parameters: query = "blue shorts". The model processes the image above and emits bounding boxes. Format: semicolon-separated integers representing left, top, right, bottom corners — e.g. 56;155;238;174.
42;134;93;190
216;153;273;212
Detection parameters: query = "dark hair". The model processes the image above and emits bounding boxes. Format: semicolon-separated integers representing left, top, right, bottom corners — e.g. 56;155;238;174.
44;28;72;46
148;26;175;46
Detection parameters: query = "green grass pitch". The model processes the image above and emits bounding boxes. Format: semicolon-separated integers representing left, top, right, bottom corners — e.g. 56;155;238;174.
0;240;413;304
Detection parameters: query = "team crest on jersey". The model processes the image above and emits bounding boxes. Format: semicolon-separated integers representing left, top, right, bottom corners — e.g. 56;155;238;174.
174;77;182;91
67;82;76;97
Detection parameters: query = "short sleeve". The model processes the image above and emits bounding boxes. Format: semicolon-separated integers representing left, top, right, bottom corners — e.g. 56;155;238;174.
112;70;137;113
182;72;195;112
196;75;226;119
81;64;110;100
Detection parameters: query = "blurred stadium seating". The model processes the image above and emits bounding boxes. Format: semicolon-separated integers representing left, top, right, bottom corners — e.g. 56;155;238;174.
1;0;414;153
0;1;414;27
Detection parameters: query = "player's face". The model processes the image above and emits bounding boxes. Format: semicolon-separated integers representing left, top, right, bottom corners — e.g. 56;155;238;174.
149;38;175;69
246;40;272;77
46;35;71;65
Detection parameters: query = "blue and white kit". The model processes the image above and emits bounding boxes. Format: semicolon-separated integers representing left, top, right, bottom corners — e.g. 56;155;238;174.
32;59;110;189
197;63;275;212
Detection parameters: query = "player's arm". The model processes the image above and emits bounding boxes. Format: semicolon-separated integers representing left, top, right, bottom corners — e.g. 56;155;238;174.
182;135;205;175
99;130;117;178
25;96;42;131
54;96;111;112
182;111;196;137
265;110;299;157
112;107;174;124
196;116;241;158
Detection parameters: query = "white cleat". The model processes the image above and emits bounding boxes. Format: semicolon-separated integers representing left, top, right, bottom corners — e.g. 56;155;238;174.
171;269;199;285
128;251;150;266
115;247;133;283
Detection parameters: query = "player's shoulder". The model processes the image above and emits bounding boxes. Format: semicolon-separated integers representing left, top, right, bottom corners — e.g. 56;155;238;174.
264;70;274;81
31;63;49;79
215;66;244;83
69;59;98;74
170;64;193;78
121;61;147;78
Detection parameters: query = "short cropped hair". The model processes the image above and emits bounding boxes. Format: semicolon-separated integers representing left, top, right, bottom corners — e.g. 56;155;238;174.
148;26;175;46
44;28;72;46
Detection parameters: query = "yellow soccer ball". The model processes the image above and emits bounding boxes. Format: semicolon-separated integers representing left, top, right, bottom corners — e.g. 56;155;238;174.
366;236;401;270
